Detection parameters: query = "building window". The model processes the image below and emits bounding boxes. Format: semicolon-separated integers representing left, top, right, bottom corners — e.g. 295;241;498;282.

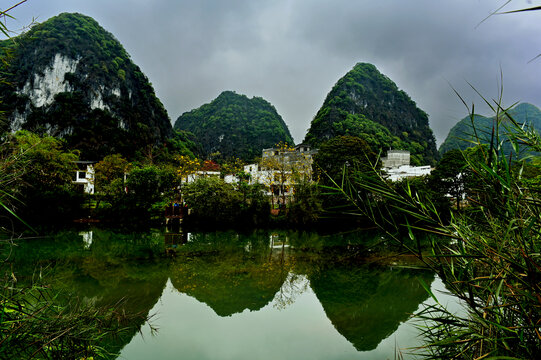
78;171;86;179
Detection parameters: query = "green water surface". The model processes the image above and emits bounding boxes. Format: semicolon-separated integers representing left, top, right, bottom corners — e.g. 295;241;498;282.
5;228;455;359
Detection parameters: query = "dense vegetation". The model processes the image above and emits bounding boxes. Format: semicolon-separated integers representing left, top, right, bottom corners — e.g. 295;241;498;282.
174;90;294;162
332;100;541;358
439;102;541;156
0;12;173;160
304;63;439;166
2;131;84;228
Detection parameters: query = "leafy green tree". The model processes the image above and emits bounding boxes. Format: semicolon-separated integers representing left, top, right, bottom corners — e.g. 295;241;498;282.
313;136;383;219
313;135;380;187
6;130;82;225
126;165;176;220
240;182;271;226
182;176;243;225
429;148;467;210
287;182;323;226
93;153;130;209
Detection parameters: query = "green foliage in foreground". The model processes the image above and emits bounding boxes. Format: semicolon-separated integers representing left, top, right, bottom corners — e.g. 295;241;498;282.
1;280;145;359
331;99;541;359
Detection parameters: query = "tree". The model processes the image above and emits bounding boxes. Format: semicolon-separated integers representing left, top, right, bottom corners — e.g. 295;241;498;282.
175;155;201;184
313;136;381;215
287;182;323;226
6;130;82;225
313;135;380;187
182;176;243;225
93;153;130;209
126;165;176;217
429;148;466;210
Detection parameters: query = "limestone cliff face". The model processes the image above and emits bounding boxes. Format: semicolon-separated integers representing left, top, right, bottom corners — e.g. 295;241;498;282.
0;13;172;159
18;54;80;109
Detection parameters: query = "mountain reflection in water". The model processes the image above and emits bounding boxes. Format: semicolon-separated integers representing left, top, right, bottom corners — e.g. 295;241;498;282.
5;228;439;359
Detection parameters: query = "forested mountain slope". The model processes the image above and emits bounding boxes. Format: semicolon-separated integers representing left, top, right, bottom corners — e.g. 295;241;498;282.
174;91;293;162
439;103;541;156
304;63;438;165
0;13;173;159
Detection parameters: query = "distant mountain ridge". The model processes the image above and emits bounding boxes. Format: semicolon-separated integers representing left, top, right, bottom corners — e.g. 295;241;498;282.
439;103;541;156
174;91;294;162
304;63;438;166
0;12;173;159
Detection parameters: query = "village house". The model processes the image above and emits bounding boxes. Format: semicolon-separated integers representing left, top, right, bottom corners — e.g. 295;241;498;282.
381;150;432;181
73;161;96;194
244;144;318;199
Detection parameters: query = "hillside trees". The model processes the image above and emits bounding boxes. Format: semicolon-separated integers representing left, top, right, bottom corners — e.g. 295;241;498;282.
175;91;293;162
439;103;541;157
304;63;438;166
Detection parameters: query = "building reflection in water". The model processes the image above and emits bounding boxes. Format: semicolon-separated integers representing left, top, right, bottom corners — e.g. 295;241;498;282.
164;221;187;255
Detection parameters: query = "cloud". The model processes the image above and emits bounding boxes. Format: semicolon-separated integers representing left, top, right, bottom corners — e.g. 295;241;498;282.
6;0;541;146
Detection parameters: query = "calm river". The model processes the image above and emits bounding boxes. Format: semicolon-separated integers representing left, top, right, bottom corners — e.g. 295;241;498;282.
6;228;459;359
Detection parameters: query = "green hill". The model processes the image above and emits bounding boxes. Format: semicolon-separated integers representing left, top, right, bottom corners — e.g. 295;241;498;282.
304;63;438;166
439;103;541;156
174;90;294;162
0;13;173;159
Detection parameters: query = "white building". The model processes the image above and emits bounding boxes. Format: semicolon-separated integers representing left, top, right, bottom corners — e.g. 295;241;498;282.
382;150;410;168
385;165;432;182
184;171;239;184
382;150;432;181
244;144;318;198
73;161;95;194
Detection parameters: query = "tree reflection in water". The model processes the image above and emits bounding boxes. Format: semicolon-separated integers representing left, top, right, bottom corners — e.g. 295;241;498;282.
5;228;437;358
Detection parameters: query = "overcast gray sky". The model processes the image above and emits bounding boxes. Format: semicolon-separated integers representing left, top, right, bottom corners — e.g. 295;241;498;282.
5;0;541;146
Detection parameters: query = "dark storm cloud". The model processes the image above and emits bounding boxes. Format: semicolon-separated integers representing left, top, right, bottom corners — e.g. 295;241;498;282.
6;0;541;146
